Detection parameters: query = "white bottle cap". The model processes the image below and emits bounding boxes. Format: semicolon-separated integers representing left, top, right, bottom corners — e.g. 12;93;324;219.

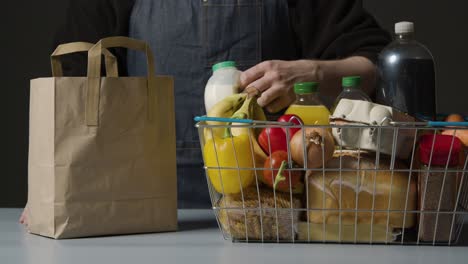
395;21;414;34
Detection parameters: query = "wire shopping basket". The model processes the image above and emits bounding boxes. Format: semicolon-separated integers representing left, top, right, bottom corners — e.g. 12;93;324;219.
195;116;468;246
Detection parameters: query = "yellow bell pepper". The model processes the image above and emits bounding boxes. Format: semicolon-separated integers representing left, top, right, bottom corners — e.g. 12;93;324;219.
204;128;255;194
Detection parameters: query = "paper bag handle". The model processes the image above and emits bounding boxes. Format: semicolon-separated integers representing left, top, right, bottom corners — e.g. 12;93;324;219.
86;37;157;126
51;42;118;77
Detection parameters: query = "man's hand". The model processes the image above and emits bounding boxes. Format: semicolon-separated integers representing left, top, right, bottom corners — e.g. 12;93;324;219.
240;60;324;113
239;57;376;113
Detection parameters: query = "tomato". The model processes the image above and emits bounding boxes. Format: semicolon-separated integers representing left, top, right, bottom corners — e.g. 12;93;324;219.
262;151;303;193
258;114;303;154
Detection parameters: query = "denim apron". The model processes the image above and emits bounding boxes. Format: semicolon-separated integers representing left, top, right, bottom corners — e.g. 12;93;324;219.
128;0;297;208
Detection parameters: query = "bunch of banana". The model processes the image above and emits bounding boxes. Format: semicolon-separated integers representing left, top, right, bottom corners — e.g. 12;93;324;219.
203;93;245;141
204;93;267;169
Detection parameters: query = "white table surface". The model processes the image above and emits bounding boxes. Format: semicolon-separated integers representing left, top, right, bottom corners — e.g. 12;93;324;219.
1;208;467;264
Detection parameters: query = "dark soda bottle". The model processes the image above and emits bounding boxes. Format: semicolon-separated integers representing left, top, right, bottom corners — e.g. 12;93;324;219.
377;22;436;120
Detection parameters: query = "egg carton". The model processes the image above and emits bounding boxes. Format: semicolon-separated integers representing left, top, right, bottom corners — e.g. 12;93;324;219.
330;99;416;160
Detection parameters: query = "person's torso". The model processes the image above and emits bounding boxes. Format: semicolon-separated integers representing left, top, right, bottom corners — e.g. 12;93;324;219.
127;0;298;166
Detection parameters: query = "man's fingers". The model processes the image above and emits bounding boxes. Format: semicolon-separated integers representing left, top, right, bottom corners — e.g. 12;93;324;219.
240;61;274;88
240;60;295;112
240;67;264;90
264;92;295;113
245;86;261;98
257;85;283;108
244;72;278;96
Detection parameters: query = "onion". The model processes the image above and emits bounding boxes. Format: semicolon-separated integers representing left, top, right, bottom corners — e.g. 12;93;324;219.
290;128;335;169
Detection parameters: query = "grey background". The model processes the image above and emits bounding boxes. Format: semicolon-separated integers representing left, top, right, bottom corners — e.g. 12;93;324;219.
1;0;467;207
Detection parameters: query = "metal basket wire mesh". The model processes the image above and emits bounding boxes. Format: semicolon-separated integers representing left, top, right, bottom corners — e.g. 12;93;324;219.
195;120;468;245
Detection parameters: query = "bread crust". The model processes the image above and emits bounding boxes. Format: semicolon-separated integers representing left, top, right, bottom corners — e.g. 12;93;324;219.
306;150;417;228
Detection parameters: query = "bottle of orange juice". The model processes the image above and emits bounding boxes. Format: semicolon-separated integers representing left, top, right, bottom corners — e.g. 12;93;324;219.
285;82;330;125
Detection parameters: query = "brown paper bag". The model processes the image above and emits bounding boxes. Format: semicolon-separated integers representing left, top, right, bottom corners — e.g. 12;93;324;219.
27;37;177;239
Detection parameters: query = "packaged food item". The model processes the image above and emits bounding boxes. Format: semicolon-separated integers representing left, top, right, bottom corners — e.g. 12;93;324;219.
218;188;302;241
204;61;240;113
332;76;372;111
297;222;399;243
418;134;462;242
306;151;417;229
330;99;415;159
377;21;436;120
285;82;331;125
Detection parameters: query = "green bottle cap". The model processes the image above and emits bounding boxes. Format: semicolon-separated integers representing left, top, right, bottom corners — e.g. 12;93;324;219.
294;82;319;94
212;61;237;72
342;76;361;87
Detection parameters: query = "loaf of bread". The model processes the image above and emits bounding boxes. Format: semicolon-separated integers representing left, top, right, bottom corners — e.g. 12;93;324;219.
218;188;302;241
297;222;398;243
306;151;417;228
